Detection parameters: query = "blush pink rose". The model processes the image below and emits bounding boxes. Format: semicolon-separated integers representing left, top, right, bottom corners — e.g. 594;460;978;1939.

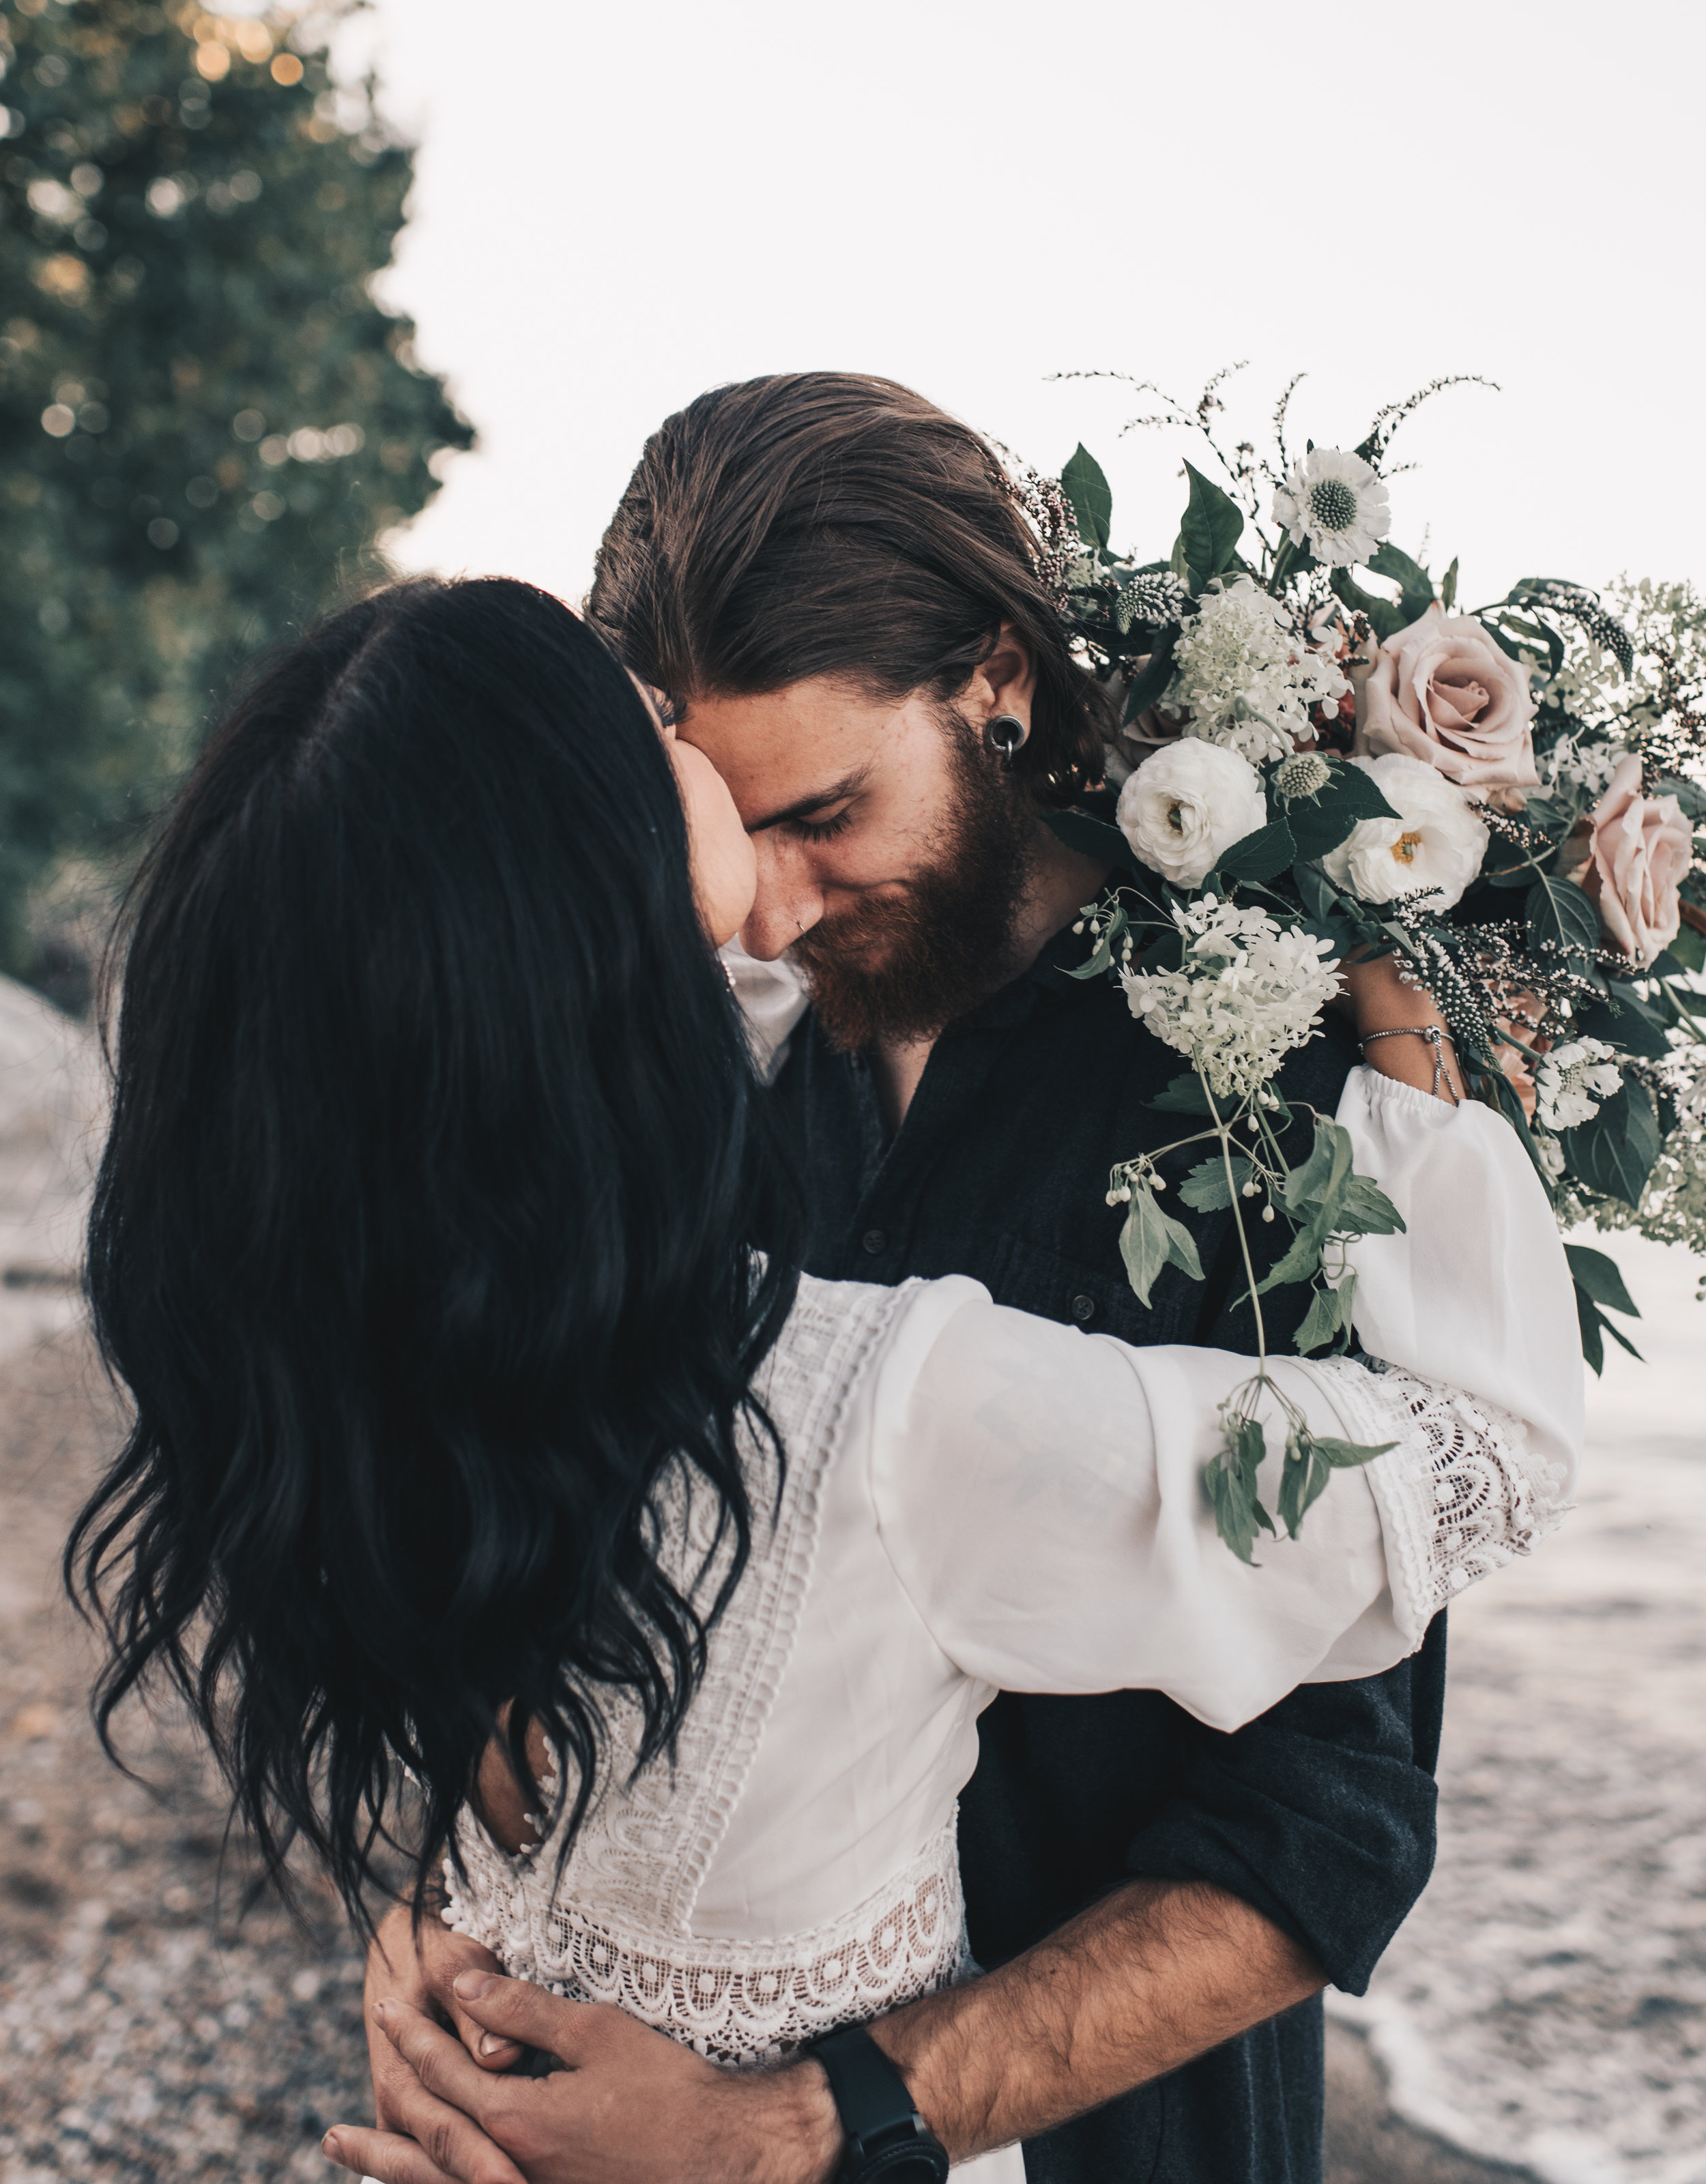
1355;603;1539;792
1573;754;1693;967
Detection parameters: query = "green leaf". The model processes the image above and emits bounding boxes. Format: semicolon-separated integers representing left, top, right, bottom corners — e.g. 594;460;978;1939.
1441;556;1459;612
1294;1278;1352;1355
1282;1115;1355;1219
1177;462;1245;586
1061;444;1112;551
1337;1175;1406;1237
1524;874;1602;961
1666;923;1705;973
1119;1183;1206;1307
1217;819;1297;882
1329;568;1407;644
1563;1242;1640;1318
1147;1072;1214;1117
1366;543;1435;623
1208;1416;1275;1564
1043;807;1142;878
1123;629;1179;720
1311;1436;1398;1469
1563;1078;1661;1204
1576;988;1672;1059
1179;1154;1254;1211
1284;760;1398;861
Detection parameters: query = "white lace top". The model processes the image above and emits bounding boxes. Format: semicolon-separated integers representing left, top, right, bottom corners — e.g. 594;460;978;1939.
444;1070;1581;2171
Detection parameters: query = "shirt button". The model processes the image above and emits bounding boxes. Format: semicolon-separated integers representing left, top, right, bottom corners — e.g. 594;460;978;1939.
862;1228;886;1256
1070;1293;1097;1323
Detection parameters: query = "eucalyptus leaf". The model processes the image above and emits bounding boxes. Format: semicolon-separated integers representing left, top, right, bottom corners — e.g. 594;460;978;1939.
1061;443;1112;551
1178;461;1245;585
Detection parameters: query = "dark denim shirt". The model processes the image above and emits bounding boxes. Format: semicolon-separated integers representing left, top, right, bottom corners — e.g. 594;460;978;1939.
768;928;1446;2184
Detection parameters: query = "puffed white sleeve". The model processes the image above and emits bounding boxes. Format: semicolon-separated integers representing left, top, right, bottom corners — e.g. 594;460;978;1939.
865;1069;1581;1734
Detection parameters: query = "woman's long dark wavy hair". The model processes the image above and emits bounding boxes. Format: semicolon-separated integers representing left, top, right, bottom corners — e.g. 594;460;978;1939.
68;577;802;1927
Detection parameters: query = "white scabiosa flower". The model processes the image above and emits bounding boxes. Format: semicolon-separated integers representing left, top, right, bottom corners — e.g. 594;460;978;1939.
1165;577;1348;763
1271;448;1392;567
1116;738;1268;889
1318;753;1490;910
1121;897;1342;1101
1534;1039;1623;1133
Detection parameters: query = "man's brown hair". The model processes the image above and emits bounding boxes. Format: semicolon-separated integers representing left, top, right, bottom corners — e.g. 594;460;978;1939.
588;373;1109;805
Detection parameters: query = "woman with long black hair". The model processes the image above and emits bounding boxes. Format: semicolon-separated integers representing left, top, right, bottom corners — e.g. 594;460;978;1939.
72;578;1578;2184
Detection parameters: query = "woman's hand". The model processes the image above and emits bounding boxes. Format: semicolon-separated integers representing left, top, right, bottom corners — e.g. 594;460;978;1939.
364;1903;527;2169
1339;948;1462;1103
323;1974;843;2184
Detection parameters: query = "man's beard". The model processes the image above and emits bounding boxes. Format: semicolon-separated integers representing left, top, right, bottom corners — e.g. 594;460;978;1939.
791;717;1039;1053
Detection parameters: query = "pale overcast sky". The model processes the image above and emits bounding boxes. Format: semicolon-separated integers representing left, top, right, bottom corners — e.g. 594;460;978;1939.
324;0;1703;612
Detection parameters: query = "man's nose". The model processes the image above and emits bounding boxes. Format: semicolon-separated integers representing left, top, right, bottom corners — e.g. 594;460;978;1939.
740;846;824;962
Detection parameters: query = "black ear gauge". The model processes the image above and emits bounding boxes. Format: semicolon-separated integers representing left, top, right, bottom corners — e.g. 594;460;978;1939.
983;712;1029;767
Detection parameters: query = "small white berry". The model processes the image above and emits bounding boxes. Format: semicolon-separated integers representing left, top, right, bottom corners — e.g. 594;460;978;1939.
1261;1205;1275;1223
1152;1175;1167;1191
1241;1180;1258;1198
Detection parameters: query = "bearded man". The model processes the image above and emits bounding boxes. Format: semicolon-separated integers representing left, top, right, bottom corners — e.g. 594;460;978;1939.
362;373;1448;2184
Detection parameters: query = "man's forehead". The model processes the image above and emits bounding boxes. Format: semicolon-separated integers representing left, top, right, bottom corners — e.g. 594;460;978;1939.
676;681;912;824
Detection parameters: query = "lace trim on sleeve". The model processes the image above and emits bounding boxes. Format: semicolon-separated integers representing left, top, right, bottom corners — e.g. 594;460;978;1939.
1316;1355;1572;1646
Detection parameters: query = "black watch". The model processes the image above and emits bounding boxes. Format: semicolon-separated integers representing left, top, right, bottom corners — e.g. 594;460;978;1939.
811;2026;951;2182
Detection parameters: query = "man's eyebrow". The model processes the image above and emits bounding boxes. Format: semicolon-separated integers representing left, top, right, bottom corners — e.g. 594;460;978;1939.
744;768;871;835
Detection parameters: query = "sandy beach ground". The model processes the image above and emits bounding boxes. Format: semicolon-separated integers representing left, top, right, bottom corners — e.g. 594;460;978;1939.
0;977;1698;2182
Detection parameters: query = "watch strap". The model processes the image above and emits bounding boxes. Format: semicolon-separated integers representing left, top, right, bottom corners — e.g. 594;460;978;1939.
811;2026;946;2175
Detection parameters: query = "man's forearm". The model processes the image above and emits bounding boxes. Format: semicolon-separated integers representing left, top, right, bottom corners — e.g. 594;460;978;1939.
863;1878;1325;2161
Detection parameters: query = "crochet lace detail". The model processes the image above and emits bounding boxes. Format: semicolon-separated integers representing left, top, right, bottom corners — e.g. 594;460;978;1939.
442;1276;974;2066
448;1811;970;2067
1318;1355;1572;1641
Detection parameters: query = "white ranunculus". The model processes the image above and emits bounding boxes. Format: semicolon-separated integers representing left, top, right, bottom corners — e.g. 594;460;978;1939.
1116;738;1268;889
1271;447;1391;568
1318;753;1490;910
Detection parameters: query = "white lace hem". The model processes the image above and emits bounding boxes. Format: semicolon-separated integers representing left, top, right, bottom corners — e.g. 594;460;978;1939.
1318;1355;1573;1645
444;1813;972;2068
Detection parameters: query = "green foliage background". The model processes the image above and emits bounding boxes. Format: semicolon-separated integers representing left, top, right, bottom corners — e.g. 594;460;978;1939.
0;0;472;986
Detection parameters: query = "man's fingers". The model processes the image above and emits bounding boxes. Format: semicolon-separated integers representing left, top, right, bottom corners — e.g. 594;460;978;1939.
377;2000;518;2122
416;1924;523;2069
449;1970;609;2063
321;2122;520;2184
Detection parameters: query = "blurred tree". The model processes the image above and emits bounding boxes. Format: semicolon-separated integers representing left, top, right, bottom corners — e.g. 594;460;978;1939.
0;0;472;988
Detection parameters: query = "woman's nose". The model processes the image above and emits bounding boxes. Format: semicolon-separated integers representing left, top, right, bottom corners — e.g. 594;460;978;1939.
740;848;823;962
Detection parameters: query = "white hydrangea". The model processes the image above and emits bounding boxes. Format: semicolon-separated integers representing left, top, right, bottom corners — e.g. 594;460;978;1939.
1271;447;1391;567
1165;577;1349;764
1540;729;1628;796
1318;753;1490;911
1121;896;1342;1101
1534;1038;1623;1133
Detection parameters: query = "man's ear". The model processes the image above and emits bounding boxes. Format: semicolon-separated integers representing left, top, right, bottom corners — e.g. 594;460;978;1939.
966;622;1037;724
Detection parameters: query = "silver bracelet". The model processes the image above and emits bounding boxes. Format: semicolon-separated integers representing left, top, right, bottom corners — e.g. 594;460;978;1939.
1358;1024;1461;1103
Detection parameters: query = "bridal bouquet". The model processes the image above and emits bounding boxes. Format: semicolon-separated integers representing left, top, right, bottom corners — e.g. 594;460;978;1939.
1019;371;1706;1558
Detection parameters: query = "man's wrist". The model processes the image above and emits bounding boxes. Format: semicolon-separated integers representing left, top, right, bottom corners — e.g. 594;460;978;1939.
732;2057;843;2184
